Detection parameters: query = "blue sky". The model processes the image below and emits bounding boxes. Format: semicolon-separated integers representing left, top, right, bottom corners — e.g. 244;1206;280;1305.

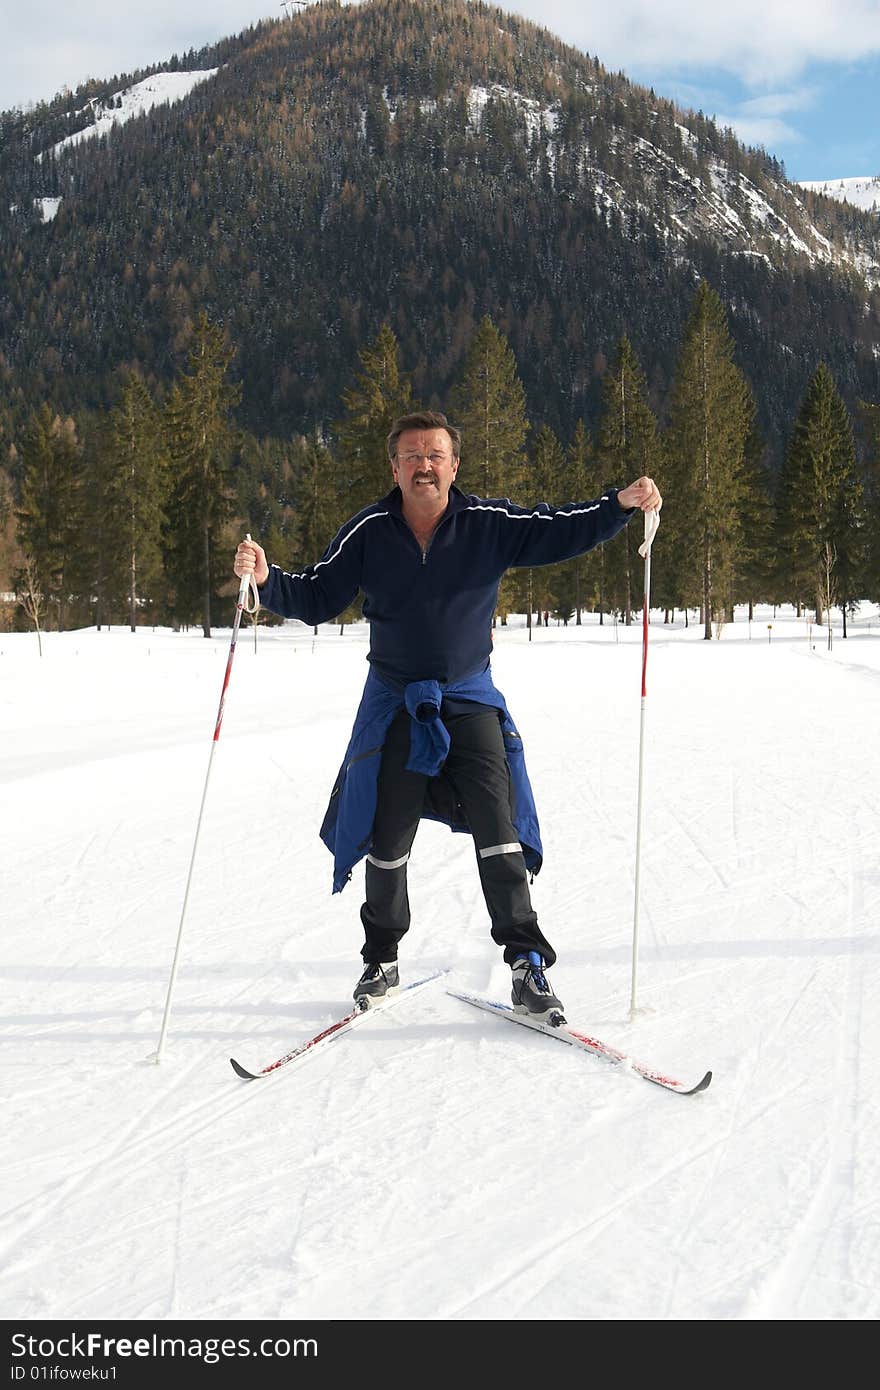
5;0;880;182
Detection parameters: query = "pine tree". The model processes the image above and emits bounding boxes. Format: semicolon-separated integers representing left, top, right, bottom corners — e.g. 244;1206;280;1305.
732;422;775;617
79;411;126;630
0;464;16;610
110;374;169;631
450;316;529;500
664;282;754;638
292;431;350;633
164;314;242;637
858;400;880;602
830;477;866;637
15;405;84;631
236;431;297;558
777;364;865;630
334;323;413;516
520;424;566;633
566;419;604;623
450;316;529;623
596;336;662;624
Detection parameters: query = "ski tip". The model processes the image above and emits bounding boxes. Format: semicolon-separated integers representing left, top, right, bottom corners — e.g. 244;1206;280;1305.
230;1057;258;1081
686;1069;713;1094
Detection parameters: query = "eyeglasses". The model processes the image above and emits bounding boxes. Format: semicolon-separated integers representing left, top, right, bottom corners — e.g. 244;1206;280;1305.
397;451;453;465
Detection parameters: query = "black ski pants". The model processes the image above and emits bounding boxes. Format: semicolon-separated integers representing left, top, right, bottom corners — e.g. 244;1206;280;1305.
360;704;557;967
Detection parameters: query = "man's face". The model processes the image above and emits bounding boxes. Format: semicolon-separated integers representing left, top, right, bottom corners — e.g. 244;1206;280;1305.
391;428;459;510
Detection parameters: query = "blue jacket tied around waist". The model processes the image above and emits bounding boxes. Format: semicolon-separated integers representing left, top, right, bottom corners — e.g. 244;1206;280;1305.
319;667;542;893
257;482;633;891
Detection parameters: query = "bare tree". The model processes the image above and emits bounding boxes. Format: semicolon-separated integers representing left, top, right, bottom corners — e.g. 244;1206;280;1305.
18;555;45;656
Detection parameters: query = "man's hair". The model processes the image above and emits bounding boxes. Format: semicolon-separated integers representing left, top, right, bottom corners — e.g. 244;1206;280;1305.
387;411;461;462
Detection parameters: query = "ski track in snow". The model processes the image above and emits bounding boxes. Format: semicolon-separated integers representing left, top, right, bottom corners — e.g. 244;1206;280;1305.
2;610;879;1321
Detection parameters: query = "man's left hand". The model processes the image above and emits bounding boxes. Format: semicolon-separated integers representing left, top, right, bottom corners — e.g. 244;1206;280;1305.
617;476;662;512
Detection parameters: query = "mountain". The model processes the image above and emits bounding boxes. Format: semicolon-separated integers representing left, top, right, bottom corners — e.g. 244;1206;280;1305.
2;0;879;464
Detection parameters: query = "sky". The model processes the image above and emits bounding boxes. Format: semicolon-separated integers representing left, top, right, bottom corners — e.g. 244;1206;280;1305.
2;603;878;1332
4;0;880;183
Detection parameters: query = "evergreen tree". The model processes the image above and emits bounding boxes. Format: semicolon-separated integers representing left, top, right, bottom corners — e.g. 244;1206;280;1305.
520;424;566;632
830;474;866;637
334;323;413;516
79;411;126;630
566;419;603;623
732;421;775;617
109;374;169;630
664;282;754;638
596;336;661;624
164;314;242;637
777;364;865;630
292;431;349;633
15;405;84;630
236;431;296;561
450;316;529;623
858;400;880;602
0;461;20;611
450;316;529;500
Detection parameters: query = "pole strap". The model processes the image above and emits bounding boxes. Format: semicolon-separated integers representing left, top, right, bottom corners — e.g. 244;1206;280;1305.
638;508;660;558
238;532;261;614
240;572;260;614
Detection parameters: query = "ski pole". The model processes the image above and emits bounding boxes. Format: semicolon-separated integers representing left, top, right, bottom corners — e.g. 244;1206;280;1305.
150;536;260;1063
629;507;660;1020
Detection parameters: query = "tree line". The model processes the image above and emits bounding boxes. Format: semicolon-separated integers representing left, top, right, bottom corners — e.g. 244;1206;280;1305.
4;279;878;643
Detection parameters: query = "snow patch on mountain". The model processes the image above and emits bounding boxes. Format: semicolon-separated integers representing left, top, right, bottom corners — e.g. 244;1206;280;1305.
465;84;559;140
799;175;880;214
9;196;61;223
43;69;218;160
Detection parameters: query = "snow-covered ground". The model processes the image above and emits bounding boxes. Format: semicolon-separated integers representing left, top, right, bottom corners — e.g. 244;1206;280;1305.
2;603;879;1324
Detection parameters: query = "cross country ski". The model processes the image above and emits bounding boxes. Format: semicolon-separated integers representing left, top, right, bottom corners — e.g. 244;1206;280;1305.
229;969;448;1080
448;986;712;1095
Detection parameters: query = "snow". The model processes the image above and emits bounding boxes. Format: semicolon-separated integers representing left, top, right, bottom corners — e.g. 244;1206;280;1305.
7;197;61;223
799;175;880;214
466;83;558;139
43;70;218;161
2;602;879;1323
34;196;62;223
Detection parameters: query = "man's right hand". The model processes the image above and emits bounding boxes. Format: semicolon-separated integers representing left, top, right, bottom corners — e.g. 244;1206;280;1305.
234;538;269;587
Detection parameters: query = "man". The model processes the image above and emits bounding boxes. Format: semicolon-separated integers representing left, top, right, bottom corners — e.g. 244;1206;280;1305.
234;410;661;1020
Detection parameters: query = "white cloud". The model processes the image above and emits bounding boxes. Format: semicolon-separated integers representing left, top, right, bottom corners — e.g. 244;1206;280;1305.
522;0;880;85
713;87;818;150
737;89;818;118
715;113;803;151
7;1;880;112
3;1;272;110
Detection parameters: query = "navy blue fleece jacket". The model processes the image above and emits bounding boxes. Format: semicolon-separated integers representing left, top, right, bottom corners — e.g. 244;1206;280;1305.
258;484;633;687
